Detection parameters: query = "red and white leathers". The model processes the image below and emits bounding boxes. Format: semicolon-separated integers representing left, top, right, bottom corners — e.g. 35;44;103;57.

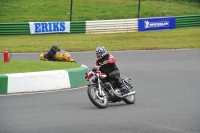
95;52;125;89
95;53;118;75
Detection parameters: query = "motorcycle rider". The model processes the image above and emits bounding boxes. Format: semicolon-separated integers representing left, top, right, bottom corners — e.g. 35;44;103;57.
46;44;61;61
94;46;126;91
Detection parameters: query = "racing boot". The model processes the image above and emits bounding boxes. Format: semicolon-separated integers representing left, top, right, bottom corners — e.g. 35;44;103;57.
119;84;126;92
116;80;126;92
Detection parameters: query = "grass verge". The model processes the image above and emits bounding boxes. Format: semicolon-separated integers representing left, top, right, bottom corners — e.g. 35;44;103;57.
0;28;200;53
0;60;81;74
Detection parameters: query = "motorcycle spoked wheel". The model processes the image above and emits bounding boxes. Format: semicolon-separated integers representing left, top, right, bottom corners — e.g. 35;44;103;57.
122;81;136;104
87;85;108;109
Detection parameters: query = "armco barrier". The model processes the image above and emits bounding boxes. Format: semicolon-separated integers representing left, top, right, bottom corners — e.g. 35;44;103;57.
0;65;88;94
0;14;199;35
0;22;30;35
176;15;200;28
70;21;86;33
86;19;138;34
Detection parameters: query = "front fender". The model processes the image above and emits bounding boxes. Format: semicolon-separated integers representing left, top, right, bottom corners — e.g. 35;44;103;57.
87;83;97;87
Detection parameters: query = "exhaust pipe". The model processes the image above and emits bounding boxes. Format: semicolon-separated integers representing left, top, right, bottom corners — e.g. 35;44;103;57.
123;91;136;97
108;83;136;98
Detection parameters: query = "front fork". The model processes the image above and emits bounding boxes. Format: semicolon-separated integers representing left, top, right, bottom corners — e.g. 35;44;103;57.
97;77;103;95
122;78;133;88
96;76;107;99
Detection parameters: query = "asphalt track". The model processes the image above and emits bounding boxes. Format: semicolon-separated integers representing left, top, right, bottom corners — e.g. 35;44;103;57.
0;49;200;133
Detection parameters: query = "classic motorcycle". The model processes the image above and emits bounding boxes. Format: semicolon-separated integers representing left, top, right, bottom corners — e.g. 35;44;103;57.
39;50;76;62
85;68;136;109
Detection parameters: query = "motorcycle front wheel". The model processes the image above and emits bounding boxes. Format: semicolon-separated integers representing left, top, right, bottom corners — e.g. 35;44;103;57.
87;85;108;109
122;81;136;104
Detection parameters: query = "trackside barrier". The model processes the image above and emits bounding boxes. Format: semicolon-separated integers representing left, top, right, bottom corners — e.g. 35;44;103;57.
0;74;8;94
0;65;88;94
86;19;138;34
0;21;86;35
0;14;199;35
176;15;200;28
70;21;86;33
0;22;30;35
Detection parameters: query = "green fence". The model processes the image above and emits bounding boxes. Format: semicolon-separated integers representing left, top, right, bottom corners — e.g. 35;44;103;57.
0;22;30;35
70;21;86;33
176;15;200;28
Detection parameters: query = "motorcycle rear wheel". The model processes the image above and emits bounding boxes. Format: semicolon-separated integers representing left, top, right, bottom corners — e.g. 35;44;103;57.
87;85;108;109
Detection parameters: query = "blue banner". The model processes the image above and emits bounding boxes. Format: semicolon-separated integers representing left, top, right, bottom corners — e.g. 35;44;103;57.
138;17;175;31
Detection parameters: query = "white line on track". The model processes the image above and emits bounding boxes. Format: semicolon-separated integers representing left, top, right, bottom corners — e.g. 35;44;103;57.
0;86;87;97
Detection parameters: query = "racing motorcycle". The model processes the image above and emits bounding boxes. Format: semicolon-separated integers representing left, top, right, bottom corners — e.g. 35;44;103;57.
40;50;76;62
85;68;136;109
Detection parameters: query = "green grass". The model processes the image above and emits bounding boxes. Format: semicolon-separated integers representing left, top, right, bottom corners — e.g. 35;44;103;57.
0;0;200;22
0;60;81;74
0;28;200;53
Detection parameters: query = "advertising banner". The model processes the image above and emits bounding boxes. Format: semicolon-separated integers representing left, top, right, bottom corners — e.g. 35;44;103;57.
138;17;175;31
29;22;70;34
